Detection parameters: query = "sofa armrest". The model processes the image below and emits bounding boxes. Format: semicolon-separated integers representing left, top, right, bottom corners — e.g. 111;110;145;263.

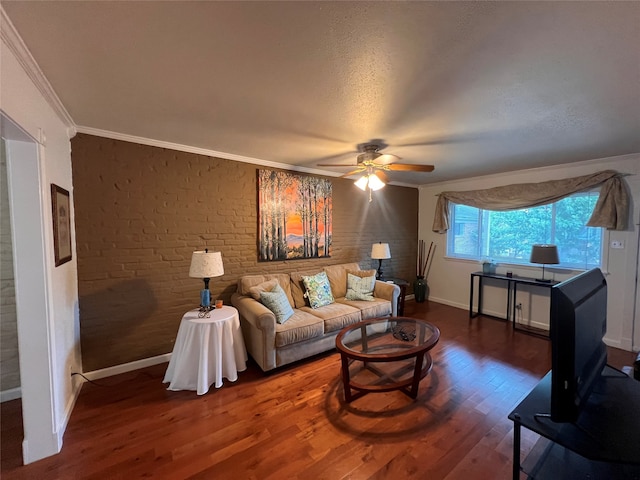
373;281;401;317
231;293;277;371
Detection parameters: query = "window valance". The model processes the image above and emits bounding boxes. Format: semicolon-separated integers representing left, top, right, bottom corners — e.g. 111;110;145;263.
432;170;629;233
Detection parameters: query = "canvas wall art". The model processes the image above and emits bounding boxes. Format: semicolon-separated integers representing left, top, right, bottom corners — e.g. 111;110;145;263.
258;169;332;261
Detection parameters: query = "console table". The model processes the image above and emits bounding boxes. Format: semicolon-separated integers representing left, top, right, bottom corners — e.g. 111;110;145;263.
509;366;640;479
469;272;557;335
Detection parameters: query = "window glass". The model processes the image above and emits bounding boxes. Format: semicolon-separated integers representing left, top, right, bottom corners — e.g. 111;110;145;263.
447;192;602;269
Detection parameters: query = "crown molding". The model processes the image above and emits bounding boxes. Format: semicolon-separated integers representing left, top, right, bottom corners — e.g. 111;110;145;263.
75;126;360;179
418;152;640;190
75;126;418;189
1;6;76;137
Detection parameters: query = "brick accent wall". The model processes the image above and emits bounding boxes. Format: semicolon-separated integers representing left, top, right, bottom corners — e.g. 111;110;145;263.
71;134;418;371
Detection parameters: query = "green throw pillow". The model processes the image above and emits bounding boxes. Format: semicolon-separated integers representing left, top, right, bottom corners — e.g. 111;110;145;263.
260;284;295;324
302;271;335;309
345;273;376;301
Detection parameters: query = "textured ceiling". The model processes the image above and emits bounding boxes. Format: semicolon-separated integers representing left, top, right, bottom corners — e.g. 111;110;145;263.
3;1;639;185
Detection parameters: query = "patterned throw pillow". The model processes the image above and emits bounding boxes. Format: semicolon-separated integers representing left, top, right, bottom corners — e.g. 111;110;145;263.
260;284;295;324
302;271;335;309
345;273;376;301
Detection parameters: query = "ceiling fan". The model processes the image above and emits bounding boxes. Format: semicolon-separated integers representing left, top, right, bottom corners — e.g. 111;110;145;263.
317;143;435;196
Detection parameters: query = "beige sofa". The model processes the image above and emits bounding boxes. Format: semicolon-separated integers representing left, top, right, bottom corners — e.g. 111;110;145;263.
231;262;400;372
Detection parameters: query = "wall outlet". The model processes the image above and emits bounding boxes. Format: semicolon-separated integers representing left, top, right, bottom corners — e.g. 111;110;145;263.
610;240;624;249
515;303;522;310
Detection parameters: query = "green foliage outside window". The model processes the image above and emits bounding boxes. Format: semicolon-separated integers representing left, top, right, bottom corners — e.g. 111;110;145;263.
447;192;602;269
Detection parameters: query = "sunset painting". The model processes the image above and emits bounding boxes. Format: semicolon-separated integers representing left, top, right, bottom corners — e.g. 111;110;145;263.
258;169;332;261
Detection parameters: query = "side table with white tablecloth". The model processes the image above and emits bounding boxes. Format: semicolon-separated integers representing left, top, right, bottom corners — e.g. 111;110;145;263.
163;306;247;395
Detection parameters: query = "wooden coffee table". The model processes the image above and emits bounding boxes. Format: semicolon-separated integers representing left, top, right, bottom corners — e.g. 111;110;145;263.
335;316;440;402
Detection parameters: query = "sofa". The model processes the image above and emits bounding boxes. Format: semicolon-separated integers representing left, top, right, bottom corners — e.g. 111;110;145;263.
230;262;400;372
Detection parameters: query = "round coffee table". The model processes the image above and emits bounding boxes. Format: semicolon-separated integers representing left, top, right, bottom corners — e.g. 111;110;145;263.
335;316;440;402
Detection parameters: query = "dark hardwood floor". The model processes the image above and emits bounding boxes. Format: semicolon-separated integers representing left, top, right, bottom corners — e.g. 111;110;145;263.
2;301;637;479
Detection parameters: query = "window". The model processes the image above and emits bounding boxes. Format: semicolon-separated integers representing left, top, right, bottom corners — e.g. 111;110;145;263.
447;192;603;269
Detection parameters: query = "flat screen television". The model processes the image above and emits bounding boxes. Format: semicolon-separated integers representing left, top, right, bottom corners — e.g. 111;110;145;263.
550;268;608;423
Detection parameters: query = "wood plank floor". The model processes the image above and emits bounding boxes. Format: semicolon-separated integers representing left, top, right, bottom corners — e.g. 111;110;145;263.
2;301;637;479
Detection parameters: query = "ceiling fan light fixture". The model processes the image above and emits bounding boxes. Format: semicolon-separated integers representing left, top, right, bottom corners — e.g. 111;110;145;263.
368;174;386;191
355;175;369;190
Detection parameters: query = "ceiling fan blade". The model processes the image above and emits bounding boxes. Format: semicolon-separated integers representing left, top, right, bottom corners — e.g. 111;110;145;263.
340;169;365;178
317;163;358;167
373;170;389;184
387;163;435;172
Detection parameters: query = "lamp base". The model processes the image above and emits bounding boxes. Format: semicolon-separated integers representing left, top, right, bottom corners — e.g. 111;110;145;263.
376;259;384;280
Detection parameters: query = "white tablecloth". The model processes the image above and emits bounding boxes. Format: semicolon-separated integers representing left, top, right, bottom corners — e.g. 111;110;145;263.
163;306;247;395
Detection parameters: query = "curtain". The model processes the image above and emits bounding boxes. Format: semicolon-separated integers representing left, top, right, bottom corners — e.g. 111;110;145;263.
432;170;629;232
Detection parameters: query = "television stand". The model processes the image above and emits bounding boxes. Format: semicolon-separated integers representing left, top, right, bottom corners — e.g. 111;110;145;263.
509;365;640;479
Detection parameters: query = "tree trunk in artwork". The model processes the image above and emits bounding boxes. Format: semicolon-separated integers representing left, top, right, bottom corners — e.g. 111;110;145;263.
299;177;308;257
276;172;288;260
313;183;319;257
323;181;331;256
270;170;277;260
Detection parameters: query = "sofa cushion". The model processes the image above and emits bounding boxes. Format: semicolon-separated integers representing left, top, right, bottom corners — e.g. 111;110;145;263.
345;273;376;301
347;268;377;279
260;284;295;324
323;263;360;298
338;297;392;320
290;269;322;308
238;274;294;307
301;302;361;333
248;279;279;300
302;272;335;308
275;310;325;347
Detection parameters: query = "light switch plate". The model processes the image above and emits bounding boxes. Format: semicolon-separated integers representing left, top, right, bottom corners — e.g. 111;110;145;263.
610;240;624;249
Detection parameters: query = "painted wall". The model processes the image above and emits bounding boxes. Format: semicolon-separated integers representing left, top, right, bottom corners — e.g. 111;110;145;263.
1;11;80;462
71;134;419;372
0;138;20;397
419;154;640;351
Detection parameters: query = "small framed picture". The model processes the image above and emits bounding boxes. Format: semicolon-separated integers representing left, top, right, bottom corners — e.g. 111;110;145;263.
51;184;72;266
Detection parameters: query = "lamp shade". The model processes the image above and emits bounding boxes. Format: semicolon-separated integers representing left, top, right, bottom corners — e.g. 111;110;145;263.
354;176;369;191
367;174;386;191
354;174;386;191
371;242;391;260
189;250;224;278
529;244;559;265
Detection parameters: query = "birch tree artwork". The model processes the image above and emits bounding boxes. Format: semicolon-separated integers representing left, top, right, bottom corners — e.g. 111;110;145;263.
258;169;332;261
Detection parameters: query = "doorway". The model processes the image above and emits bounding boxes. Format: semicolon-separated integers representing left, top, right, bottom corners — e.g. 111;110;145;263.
1;112;60;463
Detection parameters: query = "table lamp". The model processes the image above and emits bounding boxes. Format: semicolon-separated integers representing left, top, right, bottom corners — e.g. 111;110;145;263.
189;249;224;312
371;242;391;279
529;244;559;283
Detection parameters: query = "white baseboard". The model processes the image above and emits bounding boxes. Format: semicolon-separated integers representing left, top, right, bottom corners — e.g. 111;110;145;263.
22;431;61;465
56;373;84;448
429;296;554;332
428;296;470;312
83;353;171;381
0;386;21;403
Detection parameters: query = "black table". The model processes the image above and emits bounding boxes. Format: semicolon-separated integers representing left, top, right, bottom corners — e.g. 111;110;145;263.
509;366;640;479
469;271;557;335
382;277;409;316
